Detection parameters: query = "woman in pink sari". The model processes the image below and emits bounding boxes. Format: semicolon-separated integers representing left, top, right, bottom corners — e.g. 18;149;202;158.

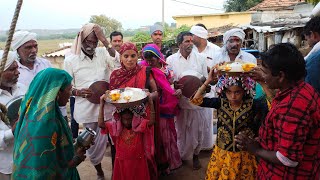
140;44;182;174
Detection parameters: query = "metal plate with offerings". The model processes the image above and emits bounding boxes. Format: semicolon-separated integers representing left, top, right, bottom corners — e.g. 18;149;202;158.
217;61;256;76
106;88;148;109
6;95;24;126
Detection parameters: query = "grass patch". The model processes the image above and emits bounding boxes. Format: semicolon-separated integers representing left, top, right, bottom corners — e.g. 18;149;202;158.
0;36;133;56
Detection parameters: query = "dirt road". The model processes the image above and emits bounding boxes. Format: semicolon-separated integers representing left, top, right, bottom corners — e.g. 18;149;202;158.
77;146;211;180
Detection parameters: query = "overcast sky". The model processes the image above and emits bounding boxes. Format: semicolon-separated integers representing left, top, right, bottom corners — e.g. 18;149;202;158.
0;0;225;30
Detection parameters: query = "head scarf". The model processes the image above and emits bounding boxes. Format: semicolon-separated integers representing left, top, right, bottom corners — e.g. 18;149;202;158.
0;50;17;71
139;44;179;115
141;44;165;65
216;76;256;98
150;24;163;35
71;23;96;55
12;68;79;179
119;42;138;55
223;28;245;45
110;42;141;90
190;25;208;39
11;31;37;51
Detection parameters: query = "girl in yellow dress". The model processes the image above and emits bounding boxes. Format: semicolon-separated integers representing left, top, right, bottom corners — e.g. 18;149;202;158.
191;69;268;180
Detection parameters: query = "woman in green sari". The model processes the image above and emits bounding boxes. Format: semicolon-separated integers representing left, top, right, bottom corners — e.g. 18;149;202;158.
12;68;86;179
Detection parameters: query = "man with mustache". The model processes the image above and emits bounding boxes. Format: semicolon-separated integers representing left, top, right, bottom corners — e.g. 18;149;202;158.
150;24;172;59
0;50;27;180
166;31;208;170
109;31;123;69
11;31;52;88
216;28;256;64
64;23;116;180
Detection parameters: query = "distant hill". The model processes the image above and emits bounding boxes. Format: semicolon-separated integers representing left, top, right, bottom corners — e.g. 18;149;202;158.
0;29;79;41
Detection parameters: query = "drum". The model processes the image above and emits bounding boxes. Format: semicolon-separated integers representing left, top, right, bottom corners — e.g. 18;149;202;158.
6;95;24;126
178;75;202;98
87;81;109;104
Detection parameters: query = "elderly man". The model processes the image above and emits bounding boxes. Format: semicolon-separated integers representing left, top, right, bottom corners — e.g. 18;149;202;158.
304;16;320;92
0;51;27;180
190;24;221;151
216;28;256;64
64;23;115;180
167;31;208;170
150;24;172;58
235;43;320;179
11;31;52;87
109;31;123;69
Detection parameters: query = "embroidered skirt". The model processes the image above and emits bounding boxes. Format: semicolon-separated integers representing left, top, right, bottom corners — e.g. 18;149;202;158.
205;146;257;180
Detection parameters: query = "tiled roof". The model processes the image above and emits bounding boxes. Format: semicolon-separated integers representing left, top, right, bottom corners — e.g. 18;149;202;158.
249;0;305;11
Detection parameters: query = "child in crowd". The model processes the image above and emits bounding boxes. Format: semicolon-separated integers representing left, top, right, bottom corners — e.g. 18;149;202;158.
191;68;268;180
98;94;155;180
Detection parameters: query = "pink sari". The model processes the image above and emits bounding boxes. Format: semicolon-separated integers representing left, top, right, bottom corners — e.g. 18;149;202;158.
141;44;182;171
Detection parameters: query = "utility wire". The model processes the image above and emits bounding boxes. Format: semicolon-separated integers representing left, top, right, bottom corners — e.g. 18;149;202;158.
170;0;224;10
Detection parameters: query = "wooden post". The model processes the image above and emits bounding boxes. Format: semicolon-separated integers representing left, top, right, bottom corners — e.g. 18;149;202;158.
258;33;266;52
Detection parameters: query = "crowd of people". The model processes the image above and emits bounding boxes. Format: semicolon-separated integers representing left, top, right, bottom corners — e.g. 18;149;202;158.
0;15;319;180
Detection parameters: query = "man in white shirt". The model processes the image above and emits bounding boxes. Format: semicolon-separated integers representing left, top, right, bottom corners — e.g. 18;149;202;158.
190;24;221;68
109;31;123;69
11;31;52;88
166;31;208;170
0;51;27;180
215;28;257;64
64;23;115;180
190;24;221;151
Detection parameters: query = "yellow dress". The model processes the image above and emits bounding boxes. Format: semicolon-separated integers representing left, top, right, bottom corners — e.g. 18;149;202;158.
193;97;260;180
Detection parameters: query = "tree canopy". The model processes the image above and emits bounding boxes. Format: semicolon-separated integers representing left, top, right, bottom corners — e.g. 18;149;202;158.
89;14;122;36
224;0;262;12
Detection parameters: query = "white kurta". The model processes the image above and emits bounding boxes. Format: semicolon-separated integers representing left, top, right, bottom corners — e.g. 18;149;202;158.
167;51;210;160
64;47;115;166
214;49;257;64
0;83;27;175
193;42;221;150
17;57;52;88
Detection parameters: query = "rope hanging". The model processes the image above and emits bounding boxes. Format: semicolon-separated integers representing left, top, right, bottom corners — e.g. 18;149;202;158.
0;0;23;79
0;0;23;126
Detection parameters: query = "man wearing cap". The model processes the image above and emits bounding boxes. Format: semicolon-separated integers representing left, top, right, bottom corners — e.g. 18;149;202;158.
11;31;52;88
0;51;27;180
216;28;256;64
150;24;172;59
190;24;221;151
64;23;115;180
167;31;208;170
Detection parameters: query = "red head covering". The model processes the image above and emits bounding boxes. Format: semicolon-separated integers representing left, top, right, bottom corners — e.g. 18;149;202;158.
119;42;138;55
110;42;141;90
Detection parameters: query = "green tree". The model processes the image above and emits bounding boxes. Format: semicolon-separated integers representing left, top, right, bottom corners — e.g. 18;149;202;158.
224;0;262;12
130;32;151;43
306;0;320;5
89;14;123;36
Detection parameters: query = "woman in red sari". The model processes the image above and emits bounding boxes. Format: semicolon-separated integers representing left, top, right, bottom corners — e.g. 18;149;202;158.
105;42;158;179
